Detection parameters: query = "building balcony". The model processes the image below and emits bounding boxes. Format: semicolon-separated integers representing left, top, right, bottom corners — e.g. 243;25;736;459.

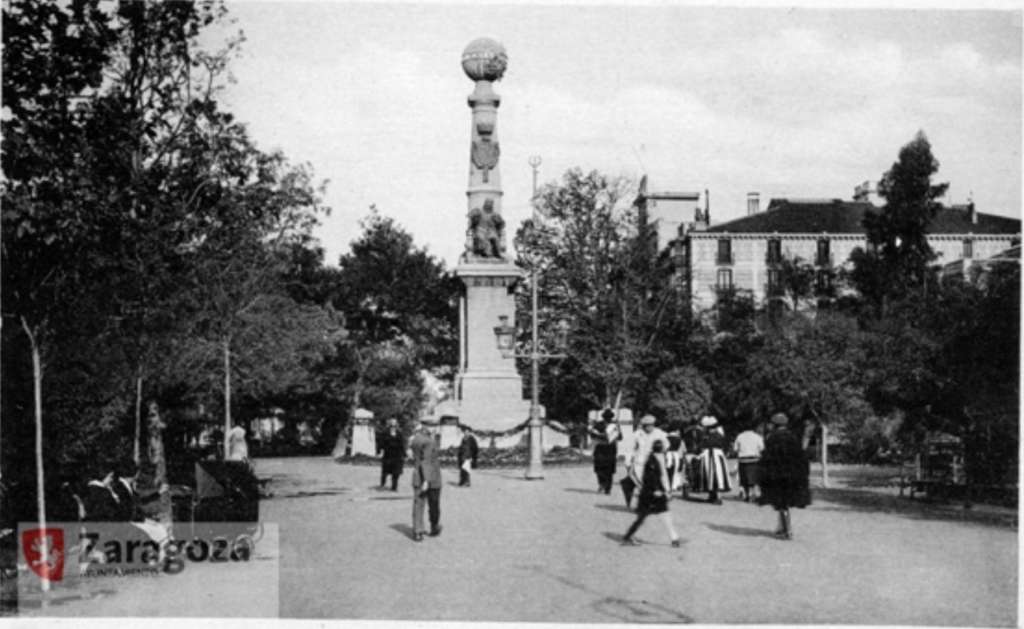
716;252;733;265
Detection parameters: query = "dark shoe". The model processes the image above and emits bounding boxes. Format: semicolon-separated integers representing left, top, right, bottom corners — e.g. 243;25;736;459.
671;539;681;548
620;536;641;546
429;526;442;537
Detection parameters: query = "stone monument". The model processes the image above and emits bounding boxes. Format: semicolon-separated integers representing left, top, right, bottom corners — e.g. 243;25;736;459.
434;38;533;433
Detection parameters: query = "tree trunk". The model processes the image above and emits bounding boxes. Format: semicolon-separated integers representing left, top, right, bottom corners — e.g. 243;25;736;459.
22;317;50;592
223;337;231;458
820;422;830;488
134;372;143;465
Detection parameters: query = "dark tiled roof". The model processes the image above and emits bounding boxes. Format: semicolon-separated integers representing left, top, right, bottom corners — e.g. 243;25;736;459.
704;199;1020;235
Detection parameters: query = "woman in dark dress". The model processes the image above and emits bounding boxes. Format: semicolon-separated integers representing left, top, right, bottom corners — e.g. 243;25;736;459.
621;440;680;547
758;412;811;539
590;408;621;494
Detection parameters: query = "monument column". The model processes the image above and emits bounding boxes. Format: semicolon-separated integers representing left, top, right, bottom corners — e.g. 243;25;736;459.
435;38;531;433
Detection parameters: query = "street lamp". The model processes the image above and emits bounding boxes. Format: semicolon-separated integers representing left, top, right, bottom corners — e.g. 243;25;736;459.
493;315;570;479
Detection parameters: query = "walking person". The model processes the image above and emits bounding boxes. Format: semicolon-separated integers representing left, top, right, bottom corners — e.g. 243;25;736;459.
621;440;681;547
457;431;479;487
733;423;765;502
758;412;811;539
697;416;732;504
378;418;406;491
590;408;621;494
622;414;668;509
409;422;442;541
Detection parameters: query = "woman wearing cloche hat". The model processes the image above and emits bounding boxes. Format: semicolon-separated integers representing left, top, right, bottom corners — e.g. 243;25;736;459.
695;416;731;504
758;412;811;539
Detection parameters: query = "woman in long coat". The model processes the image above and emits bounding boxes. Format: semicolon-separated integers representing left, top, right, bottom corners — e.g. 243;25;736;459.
758;412;811;539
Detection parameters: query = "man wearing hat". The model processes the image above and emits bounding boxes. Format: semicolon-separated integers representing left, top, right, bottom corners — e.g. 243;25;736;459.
697;415;731;504
758;412;811;539
624;415;669;508
409;421;443;541
377;418;406;491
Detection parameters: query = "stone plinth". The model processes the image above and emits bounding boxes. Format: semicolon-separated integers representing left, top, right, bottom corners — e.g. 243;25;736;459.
350;409;376;456
437;416;462;450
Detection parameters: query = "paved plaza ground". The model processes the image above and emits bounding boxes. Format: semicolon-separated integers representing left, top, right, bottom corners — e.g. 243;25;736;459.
14;455;1019;625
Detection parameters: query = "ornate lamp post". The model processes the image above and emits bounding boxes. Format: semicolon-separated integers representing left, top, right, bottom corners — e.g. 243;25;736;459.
494;315;570;479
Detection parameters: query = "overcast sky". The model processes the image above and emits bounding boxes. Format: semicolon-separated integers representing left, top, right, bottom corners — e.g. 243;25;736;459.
208;2;1022;268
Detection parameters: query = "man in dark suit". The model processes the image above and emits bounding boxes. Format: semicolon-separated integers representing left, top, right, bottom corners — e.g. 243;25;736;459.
457;432;479;487
409;422;442;541
377;418;406;491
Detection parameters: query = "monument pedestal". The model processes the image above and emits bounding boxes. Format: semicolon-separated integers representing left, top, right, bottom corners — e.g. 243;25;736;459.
349;408;376;456
434;259;534;432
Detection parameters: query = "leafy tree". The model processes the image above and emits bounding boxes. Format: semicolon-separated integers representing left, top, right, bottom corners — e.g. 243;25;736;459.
516;169;691;419
1;0;119;580
743;313;872;486
649;366;712;429
776;255;816;312
335;208;460;374
848;131;949;315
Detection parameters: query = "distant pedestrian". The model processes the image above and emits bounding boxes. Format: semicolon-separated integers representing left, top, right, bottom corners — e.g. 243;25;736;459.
696;416;731;504
758;412;811;539
409;422;443;541
590;408;621;494
457;431;479;487
621;440;681;547
733;423;765;502
665;429;686;496
378;418;406;491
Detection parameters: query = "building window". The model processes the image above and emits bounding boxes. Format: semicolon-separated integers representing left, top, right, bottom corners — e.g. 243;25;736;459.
816;239;831;266
963;238;973;258
716;268;733;290
766;238;782;264
767;268;782;296
717;239;733;265
816;270;832;293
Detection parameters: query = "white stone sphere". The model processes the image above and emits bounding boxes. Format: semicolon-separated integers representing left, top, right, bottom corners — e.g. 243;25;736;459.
461;38;508;82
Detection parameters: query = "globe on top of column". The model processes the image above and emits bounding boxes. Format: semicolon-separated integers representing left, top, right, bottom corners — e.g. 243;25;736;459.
461;38;508;82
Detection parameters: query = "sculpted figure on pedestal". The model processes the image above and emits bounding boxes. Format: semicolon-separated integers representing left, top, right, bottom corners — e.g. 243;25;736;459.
465;199;506;259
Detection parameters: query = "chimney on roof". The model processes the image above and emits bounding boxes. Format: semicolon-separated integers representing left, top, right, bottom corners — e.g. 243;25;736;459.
968;192;977;225
747;192;759;216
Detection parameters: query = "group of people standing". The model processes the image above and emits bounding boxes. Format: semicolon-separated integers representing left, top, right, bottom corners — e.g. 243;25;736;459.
589;410;810;544
378;418;480;541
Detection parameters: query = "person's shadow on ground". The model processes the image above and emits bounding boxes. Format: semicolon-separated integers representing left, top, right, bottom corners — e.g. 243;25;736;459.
389;523;416;540
704;523;776;538
594;503;631;513
563;487;600;494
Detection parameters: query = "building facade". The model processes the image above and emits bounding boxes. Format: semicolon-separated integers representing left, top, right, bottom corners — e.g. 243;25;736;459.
676;196;1020;313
